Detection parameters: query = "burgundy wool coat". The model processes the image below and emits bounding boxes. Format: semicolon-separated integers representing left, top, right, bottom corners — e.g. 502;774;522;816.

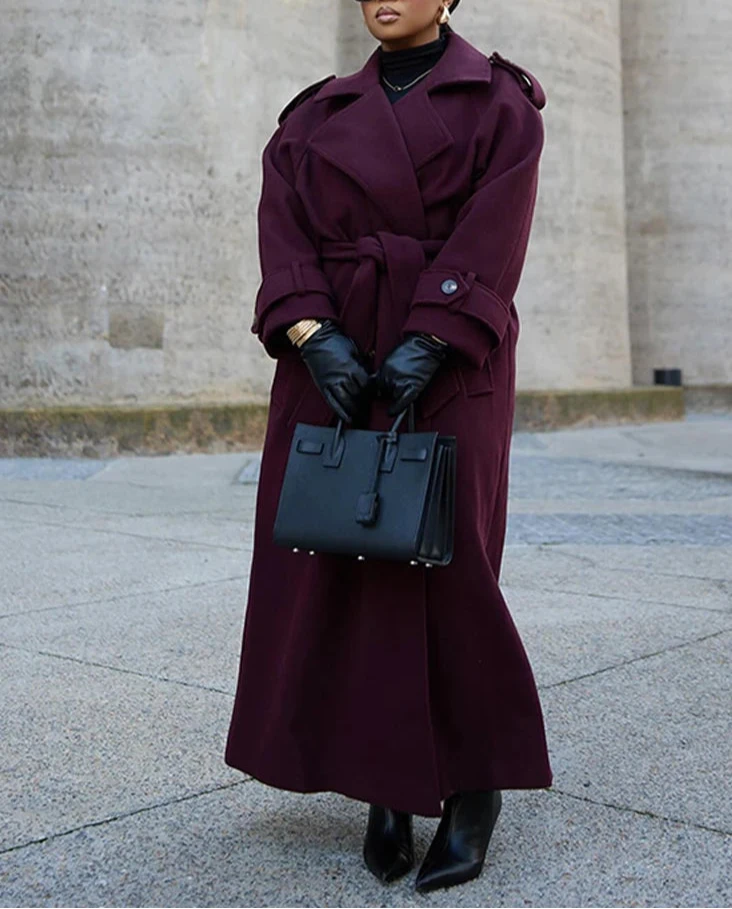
225;27;553;818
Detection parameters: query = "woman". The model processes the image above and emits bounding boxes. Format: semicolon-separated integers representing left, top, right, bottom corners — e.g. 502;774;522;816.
225;0;552;893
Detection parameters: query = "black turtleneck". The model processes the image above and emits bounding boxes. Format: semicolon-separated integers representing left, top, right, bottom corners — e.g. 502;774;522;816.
378;28;448;104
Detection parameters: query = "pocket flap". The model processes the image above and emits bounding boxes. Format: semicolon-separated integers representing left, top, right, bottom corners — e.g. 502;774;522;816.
459;357;494;396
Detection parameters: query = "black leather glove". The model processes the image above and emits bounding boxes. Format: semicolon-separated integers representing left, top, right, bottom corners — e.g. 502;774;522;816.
375;333;451;416
296;319;373;423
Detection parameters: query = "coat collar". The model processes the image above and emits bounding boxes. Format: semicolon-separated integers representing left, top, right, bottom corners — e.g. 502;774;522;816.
314;28;493;103
307;30;493;237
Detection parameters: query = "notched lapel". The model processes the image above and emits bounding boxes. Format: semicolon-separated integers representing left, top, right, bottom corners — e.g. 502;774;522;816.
392;89;454;173
307;85;428;237
306;30;494;238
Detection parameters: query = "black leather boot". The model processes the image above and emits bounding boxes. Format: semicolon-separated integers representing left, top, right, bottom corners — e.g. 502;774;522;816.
414;790;502;893
363;804;414;883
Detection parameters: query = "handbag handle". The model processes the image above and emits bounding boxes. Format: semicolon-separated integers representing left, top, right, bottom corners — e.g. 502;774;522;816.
388;403;416;434
327;402;416;469
331;400;416;438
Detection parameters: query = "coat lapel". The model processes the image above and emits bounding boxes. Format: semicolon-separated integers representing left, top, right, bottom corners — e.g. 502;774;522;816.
309;28;493;236
309;81;428;236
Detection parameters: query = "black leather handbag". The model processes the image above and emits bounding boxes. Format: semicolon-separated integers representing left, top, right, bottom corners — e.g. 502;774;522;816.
273;403;456;566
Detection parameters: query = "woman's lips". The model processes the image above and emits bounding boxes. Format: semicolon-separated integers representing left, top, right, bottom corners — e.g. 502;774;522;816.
376;10;400;23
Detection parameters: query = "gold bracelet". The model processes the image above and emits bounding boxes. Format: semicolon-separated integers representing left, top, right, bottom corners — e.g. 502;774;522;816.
297;323;322;347
287;318;323;348
295;322;321;347
286;326;306;346
285;319;308;344
286;318;316;345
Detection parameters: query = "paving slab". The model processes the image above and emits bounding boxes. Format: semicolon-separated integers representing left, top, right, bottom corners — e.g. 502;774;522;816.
505;586;732;687
1;783;730;908
88;451;252;488
0;459;110;480
509;496;732;515
506;511;732;545
236;453;263;484
513;416;732;475
503;543;732;598
0;579;247;695
0;477;255;519
543;631;732;833
1;416;731;908
508;453;732;502
0;647;239;854
555;543;732;580
0;520;245;616
5;574;727;702
0;499;256;553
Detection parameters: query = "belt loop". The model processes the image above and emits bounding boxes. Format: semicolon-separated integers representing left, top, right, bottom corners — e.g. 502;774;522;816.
291;261;306;295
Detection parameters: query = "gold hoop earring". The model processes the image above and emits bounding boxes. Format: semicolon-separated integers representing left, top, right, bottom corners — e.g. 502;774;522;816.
437;4;451;25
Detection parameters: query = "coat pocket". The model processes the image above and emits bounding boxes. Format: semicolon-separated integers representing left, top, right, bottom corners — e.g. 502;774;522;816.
416;355;495;421
458;355;495;397
417;363;461;420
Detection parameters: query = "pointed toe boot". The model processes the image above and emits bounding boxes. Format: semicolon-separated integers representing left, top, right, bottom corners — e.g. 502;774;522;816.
363;804;414;883
415;789;502;893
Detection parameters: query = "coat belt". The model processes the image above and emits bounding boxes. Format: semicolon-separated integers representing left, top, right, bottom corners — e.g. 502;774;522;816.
320;233;444;360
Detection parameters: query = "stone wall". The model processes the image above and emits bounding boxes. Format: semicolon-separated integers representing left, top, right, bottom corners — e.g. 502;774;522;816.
622;0;732;386
0;0;337;408
1;0;729;411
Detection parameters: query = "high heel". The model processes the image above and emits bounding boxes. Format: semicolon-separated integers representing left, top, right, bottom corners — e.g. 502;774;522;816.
363;804;414;883
415;789;502;893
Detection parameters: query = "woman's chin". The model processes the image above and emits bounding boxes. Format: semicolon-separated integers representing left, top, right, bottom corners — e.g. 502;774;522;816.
369;21;409;40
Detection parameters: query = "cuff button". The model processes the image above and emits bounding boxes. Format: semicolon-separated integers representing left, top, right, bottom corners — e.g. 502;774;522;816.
441;279;459;295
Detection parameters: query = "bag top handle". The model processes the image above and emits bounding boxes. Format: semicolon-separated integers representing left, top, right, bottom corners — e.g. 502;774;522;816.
389;405;415;434
333;401;416;437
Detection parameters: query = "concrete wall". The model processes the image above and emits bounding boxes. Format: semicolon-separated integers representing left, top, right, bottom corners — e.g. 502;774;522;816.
2;0;729;411
0;0;338;408
622;0;732;386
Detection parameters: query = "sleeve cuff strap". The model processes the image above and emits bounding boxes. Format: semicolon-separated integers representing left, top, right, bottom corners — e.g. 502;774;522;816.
401;270;512;369
251;262;336;330
251;262;339;356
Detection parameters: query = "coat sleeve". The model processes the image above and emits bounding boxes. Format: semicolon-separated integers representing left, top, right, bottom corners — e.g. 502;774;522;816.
400;84;545;369
249;122;340;358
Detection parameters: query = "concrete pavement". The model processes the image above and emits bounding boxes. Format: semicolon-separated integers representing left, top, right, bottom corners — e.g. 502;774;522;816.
1;415;730;907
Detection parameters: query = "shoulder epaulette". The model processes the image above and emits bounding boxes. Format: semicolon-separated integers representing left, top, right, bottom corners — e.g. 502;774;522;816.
277;74;337;126
489;52;546;110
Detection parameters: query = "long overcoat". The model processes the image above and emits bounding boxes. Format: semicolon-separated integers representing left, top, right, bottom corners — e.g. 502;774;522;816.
225;27;552;818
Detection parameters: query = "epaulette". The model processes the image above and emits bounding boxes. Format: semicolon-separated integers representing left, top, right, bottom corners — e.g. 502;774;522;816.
277;74;337;126
489;52;546;110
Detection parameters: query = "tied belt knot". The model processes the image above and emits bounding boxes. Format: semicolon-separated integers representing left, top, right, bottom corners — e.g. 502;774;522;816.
319;232;444;360
354;235;389;269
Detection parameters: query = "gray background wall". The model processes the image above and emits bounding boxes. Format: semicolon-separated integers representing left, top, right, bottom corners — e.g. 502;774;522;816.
1;0;338;408
621;0;732;387
1;0;729;410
